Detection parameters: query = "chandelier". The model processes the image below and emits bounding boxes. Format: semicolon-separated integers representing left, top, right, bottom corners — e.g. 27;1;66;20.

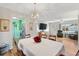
31;3;39;19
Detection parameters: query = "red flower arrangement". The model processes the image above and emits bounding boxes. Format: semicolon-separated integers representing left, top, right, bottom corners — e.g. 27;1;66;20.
34;36;41;43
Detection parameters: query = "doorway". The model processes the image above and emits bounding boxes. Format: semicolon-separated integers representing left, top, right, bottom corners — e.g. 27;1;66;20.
12;18;25;43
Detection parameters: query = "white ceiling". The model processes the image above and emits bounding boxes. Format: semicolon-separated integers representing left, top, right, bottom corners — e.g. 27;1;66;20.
0;3;79;21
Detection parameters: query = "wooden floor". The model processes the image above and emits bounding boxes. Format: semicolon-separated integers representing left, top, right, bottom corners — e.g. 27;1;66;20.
3;41;25;56
56;37;78;56
3;37;78;56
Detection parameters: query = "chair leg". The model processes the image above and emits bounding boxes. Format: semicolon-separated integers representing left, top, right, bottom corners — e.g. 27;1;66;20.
75;50;79;56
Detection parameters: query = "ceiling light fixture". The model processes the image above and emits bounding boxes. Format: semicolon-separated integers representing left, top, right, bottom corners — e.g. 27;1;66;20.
31;3;39;19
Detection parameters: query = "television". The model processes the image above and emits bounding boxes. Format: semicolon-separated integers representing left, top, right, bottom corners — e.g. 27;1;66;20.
39;23;47;30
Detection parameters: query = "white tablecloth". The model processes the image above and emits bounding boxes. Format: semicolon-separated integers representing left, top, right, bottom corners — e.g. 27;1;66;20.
18;37;64;56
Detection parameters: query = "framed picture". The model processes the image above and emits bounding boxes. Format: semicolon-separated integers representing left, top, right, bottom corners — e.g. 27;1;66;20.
0;19;10;32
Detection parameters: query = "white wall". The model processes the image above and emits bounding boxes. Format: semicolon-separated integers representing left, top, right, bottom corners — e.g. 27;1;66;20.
37;20;60;35
0;20;13;49
49;22;60;35
78;15;79;50
0;7;28;49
